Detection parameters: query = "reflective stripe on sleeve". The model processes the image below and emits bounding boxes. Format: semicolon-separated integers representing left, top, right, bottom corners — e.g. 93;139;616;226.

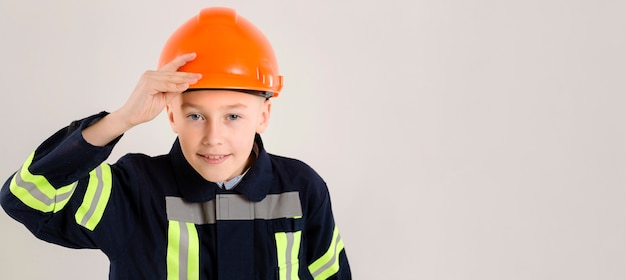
9;152;78;213
276;230;302;280
75;164;113;231
167;220;200;280
308;226;345;279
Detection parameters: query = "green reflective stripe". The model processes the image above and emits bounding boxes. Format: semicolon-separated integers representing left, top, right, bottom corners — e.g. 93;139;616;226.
276;232;287;279
9;152;78;213
166;192;302;224
75;164;112;230
308;226;345;279
186;223;200;280
167;220;181;280
167;221;199;280
276;230;302;280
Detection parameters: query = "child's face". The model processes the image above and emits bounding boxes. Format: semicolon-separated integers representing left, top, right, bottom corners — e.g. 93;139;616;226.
166;90;271;182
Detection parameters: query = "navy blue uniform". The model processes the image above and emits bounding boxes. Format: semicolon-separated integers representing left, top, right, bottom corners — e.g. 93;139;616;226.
1;112;351;280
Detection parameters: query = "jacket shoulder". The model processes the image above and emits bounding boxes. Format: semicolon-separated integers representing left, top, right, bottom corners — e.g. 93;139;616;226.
110;152;173;186
268;154;324;181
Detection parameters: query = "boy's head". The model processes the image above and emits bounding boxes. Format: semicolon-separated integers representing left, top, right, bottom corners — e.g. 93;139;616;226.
166;90;270;182
160;7;282;182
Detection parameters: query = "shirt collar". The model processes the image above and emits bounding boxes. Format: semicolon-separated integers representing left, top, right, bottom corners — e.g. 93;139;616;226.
169;134;273;202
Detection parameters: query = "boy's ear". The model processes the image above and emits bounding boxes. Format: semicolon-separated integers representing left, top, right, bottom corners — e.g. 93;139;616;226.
166;104;178;134
256;99;272;134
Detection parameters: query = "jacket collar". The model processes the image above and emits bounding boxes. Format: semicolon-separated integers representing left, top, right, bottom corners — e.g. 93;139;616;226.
169;134;273;202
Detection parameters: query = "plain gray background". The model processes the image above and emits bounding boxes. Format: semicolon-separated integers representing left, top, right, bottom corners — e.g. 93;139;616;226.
1;1;625;279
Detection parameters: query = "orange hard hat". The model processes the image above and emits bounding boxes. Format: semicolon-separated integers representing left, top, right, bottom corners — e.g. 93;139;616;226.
158;7;283;98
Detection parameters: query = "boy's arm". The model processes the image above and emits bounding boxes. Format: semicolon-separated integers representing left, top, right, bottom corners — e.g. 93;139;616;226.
0;113;125;250
0;53;201;253
305;184;352;279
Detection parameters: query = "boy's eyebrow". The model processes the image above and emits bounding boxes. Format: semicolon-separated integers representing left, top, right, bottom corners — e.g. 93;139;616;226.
180;102;249;110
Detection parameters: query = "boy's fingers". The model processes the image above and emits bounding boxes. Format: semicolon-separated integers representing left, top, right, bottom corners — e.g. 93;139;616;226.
158;52;197;72
155;71;201;82
161;81;192;93
141;71;201;91
169;76;200;92
152;54;202;89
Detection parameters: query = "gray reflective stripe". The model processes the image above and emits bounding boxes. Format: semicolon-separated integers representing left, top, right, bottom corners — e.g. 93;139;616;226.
79;166;104;226
253;192;302;220
285;232;295;280
166;192;302;224
178;221;190;280
217;194;254;220
14;170;76;208
166;197;216;224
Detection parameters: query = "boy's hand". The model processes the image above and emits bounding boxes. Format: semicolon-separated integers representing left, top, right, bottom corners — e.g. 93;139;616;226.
82;53;201;146
118;53;202;127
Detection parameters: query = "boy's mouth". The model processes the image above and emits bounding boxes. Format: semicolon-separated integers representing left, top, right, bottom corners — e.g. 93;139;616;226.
199;154;230;164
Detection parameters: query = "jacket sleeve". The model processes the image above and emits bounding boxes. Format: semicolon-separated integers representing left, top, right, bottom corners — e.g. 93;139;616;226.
304;180;352;279
0;112;136;258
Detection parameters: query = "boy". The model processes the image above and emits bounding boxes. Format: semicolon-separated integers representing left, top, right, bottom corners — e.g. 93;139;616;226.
1;7;351;280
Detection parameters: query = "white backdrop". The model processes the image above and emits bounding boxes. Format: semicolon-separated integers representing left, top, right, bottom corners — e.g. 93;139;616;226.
1;1;625;279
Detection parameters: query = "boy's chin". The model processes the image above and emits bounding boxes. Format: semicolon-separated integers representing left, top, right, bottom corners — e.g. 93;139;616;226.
192;161;247;183
198;171;236;183
200;174;228;183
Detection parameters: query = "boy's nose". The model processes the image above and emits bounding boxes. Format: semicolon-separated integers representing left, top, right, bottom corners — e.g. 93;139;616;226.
202;121;223;146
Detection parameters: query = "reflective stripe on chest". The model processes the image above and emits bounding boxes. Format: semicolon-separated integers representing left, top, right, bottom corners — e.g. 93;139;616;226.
165;192;302;280
166;192;302;224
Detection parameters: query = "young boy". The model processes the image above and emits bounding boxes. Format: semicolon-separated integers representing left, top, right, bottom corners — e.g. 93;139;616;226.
1;7;351;280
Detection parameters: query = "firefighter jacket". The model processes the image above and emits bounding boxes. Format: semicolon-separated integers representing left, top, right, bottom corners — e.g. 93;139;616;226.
1;112;351;280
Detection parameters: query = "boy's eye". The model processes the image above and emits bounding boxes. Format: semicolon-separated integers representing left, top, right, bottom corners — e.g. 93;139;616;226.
227;114;241;121
187;114;204;121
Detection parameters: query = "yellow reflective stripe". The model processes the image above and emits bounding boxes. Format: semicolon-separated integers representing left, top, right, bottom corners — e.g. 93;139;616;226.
308;226;345;279
276;230;302;280
276;232;287;279
9;152;77;213
167;221;200;280
167;220;181;280
75;164;112;230
186;222;200;280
